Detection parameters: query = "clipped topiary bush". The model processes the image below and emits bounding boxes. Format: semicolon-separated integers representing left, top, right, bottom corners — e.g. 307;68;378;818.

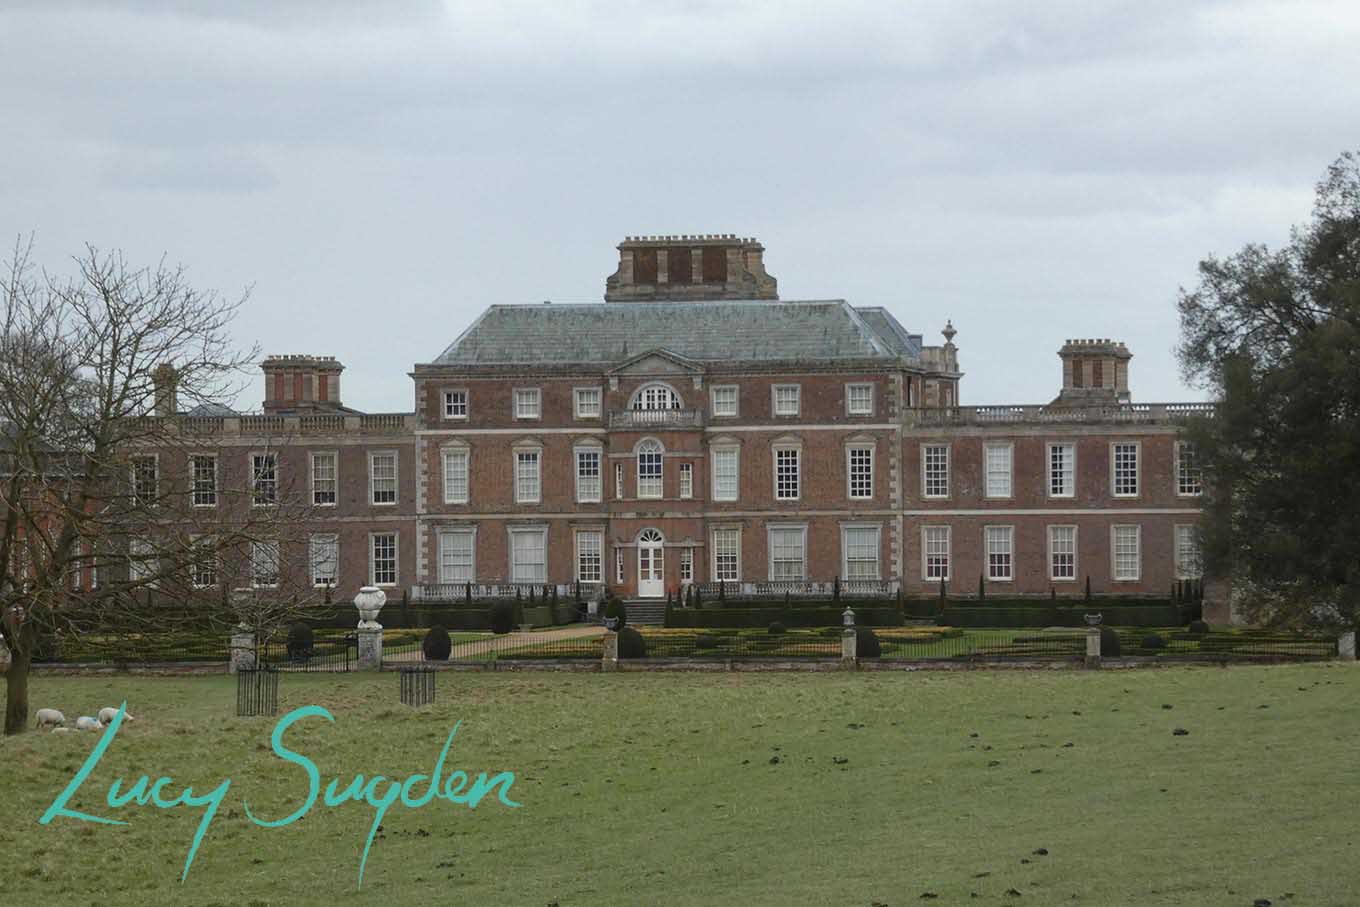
1142;633;1166;651
489;601;515;635
1099;625;1121;657
422;624;453;660
694;634;720;650
286;621;314;660
768;621;787;635
618;625;647;658
605;597;627;630
855;627;881;658
1188;619;1210;636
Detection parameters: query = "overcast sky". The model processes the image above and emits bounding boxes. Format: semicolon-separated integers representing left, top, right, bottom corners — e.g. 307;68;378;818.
3;1;1357;412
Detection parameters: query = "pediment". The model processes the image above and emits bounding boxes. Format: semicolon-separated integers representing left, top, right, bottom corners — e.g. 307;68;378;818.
606;348;703;376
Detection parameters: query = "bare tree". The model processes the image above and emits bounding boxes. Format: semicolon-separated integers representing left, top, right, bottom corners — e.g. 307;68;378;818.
0;239;317;735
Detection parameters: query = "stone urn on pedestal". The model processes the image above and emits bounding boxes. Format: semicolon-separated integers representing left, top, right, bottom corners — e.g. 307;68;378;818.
354;586;387;669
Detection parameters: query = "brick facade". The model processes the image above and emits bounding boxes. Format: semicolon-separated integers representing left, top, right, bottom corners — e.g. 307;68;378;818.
152;236;1208;604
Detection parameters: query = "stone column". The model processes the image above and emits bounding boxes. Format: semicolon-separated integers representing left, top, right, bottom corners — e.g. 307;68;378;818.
1339;631;1356;662
602;631;619;672
1085;627;1101;668
841;628;857;670
229;628;256;674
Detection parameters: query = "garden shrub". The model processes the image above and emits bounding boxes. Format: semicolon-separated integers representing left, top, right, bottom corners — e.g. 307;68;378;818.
1142;633;1166;651
855;627;881;658
694;634;719;650
1188;619;1210;636
618;626;647;658
767;621;787;635
489;601;515;635
1099;625;1121;657
422;625;452;661
286;622;314;660
605;597;628;630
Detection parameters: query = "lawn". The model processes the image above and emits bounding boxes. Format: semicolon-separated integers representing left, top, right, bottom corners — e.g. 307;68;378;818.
2;664;1357;905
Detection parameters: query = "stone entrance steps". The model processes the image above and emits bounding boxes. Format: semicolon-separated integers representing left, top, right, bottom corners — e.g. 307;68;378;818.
624;598;668;627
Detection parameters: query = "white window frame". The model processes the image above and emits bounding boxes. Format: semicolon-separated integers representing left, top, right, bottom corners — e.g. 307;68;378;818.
1111;441;1140;498
922;444;950;499
514;445;542;504
575;529;603;583
251;452;278;507
370;532;399;587
1047;442;1076;499
711;444;739;502
573;387;602;420
251;539;280;589
711;385;738;418
442;389;468;420
310;450;338;507
615;546;626;584
438;528;476;584
845;382;874;416
922;525;951;581
841;524;881;581
131;453;159;507
575;445;602;503
847;444;874;500
631;383;683;411
190;536;217;589
984;525;1014;581
636;438;664;500
678;462;693;499
1111;524;1141;582
679;547;693;583
513;387;541;420
1048;525;1078;582
614;462;625;500
711;527;742;582
766;524;807;582
310;533;339;589
1175;524;1202;580
1175;441;1203;497
368;450;398;506
190;453;217;508
772;384;801;417
773;443;801;502
442;445;469;505
983;442;1013;499
509;526;548;584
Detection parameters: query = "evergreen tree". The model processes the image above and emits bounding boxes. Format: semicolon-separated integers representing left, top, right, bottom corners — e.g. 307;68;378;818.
1178;150;1360;623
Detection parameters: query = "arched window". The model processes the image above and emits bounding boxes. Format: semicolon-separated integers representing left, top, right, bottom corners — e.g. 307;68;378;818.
631;383;682;411
638;528;664;544
637;438;664;499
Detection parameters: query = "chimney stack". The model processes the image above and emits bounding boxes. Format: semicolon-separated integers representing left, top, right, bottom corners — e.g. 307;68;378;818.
1052;339;1131;405
262;355;345;413
152;363;178;416
605;234;777;302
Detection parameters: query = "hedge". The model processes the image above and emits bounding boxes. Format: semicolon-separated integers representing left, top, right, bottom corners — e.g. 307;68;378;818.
938;601;1193;628
666;607;905;629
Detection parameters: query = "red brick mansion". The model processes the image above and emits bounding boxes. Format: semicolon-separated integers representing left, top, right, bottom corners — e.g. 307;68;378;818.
145;235;1211;608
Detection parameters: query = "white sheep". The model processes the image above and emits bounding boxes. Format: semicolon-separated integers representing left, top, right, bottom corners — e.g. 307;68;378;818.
74;716;104;731
97;707;134;725
35;708;66;729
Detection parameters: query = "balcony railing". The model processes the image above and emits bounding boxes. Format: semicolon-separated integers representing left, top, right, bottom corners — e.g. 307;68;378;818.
694;579;899;598
411;582;602;603
608;408;705;430
904;402;1215;427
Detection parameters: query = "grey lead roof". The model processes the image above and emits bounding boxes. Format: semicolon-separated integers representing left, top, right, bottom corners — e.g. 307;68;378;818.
431;300;920;366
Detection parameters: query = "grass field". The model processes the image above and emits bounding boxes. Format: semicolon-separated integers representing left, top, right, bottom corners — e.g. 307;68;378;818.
2;664;1357;905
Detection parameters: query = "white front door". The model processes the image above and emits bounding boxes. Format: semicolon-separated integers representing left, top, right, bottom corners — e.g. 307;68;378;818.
637;530;665;598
